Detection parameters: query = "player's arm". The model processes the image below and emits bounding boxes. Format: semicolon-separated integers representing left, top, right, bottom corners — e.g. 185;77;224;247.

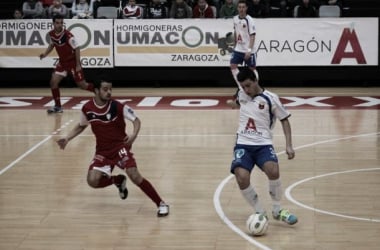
280;117;295;160
125;117;141;146
123;106;140;146
57;112;88;150
249;33;255;52
39;43;54;60
244;33;255;59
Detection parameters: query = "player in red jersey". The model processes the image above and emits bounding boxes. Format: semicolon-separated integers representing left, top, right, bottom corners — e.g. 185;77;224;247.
56;77;169;217
39;15;94;114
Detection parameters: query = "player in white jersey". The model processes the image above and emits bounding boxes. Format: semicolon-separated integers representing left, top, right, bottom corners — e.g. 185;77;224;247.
230;67;298;226
227;0;259;109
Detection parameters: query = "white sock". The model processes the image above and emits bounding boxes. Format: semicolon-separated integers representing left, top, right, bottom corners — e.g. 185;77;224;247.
269;178;282;215
240;185;265;213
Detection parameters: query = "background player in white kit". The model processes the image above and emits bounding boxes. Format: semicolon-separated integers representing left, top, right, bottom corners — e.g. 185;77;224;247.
230;67;298;226
227;0;258;109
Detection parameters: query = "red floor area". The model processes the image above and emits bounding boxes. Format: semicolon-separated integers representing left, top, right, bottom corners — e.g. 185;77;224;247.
0;96;379;110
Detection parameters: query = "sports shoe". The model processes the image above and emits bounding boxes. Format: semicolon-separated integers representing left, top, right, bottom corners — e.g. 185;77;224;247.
47;106;63;114
272;209;298;225
157;201;169;217
115;175;128;200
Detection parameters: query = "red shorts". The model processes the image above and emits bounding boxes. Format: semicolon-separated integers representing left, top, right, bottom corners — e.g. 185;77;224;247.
55;61;85;83
89;146;137;176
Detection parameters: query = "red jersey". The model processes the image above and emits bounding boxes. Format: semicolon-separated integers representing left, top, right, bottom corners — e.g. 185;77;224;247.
48;29;77;65
81;99;134;160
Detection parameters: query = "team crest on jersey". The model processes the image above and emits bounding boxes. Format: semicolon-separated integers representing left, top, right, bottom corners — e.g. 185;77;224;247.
259;102;265;109
106;113;111;120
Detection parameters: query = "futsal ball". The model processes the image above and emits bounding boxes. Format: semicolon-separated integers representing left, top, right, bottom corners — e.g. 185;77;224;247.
246;213;269;236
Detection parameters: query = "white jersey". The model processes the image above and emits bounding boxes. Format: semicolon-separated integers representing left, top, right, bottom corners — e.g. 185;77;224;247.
236;89;290;145
233;14;256;53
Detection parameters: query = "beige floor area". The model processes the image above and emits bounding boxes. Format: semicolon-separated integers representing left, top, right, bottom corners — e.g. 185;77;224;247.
0;87;379;250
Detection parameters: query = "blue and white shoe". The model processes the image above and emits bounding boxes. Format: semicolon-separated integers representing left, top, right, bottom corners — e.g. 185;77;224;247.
272;209;298;225
47;106;63;114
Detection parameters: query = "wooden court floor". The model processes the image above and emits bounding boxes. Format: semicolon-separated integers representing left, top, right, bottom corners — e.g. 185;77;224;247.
0;87;379;250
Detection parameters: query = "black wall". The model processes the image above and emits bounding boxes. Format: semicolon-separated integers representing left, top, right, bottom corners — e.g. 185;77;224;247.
1;65;379;88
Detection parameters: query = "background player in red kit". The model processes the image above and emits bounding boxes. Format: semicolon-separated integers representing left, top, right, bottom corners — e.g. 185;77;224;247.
56;77;170;217
39;15;94;113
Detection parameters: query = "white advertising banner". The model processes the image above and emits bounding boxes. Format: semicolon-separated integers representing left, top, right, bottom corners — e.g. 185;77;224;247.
256;18;378;66
114;18;378;67
0;18;378;67
113;18;232;67
0;19;113;68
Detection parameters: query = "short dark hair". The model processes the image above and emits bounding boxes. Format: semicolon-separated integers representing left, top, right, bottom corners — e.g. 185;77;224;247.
93;75;112;89
238;0;247;6
52;15;64;22
237;67;257;82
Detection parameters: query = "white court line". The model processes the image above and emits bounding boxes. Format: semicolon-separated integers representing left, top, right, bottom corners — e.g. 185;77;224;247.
0;120;74;176
285;168;380;223
213;132;380;250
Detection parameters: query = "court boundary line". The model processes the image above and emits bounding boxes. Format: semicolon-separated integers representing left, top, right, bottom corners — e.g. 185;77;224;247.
0;120;73;176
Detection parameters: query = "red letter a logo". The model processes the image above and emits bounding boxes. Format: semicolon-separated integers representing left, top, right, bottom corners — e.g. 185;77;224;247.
331;28;366;64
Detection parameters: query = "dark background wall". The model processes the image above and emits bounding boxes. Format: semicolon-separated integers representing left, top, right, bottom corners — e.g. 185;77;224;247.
1;66;379;88
1;0;379;88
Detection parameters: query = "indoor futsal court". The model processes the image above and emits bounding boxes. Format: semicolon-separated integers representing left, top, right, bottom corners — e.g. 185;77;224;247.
0;87;379;250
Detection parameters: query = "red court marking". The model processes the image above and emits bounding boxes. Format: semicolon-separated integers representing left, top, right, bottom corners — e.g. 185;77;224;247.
0;96;379;110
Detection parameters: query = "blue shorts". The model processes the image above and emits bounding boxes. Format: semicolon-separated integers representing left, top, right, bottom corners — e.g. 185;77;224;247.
230;50;257;67
230;144;278;174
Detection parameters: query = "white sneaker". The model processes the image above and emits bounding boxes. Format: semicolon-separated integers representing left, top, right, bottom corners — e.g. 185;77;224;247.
157;202;169;217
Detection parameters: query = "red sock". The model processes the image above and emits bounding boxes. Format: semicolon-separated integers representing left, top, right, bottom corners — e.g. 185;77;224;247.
96;175;114;188
51;88;61;107
86;82;94;92
138;178;163;207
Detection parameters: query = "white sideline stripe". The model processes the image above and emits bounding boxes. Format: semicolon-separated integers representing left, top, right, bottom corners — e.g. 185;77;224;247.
213;131;380;250
0;120;74;176
0;136;52;176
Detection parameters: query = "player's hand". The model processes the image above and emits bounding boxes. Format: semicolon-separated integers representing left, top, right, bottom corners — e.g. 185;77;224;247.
124;134;137;146
286;147;295;160
56;138;69;150
39;53;45;60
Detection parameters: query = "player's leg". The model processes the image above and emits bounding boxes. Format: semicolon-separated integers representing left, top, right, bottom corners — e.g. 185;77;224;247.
47;71;65;113
231;146;265;214
261;154;298;225
234;167;266;214
88;163;129;199
245;52;259;81
71;67;94;92
125;166;169;217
